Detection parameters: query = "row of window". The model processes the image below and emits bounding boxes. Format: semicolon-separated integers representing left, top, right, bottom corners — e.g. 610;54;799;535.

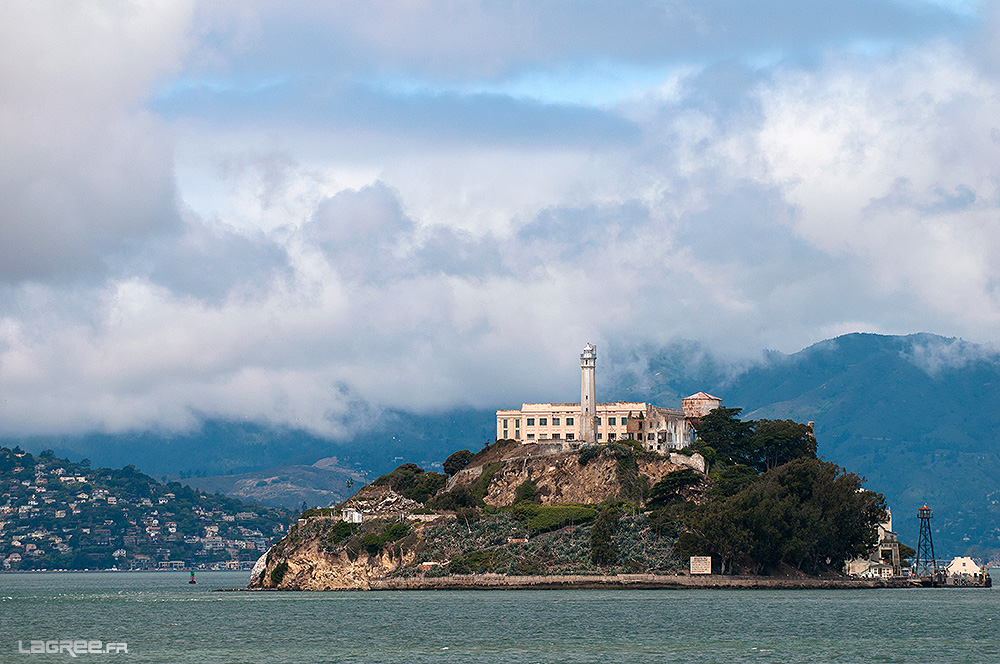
525;433;576;440
514;416;635;427
521;416;576;426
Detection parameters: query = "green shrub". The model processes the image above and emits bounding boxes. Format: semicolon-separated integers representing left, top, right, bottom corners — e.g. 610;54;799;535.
371;463;447;503
471;462;504;504
327;520;358;545
270;561;289;586
514;504;598;534
455;506;481;525
449;549;507;574
382;521;410;543
427;486;476;511
578;446;603;466
361;532;383;556
515;479;538;504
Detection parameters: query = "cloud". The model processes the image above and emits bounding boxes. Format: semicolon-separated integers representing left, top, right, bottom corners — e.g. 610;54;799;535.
183;0;962;81
903;335;1000;375
756;44;1000;330
4;0;1000;441
0;0;195;284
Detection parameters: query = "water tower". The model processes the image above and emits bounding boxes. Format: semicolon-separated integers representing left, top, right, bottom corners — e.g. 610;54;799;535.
913;504;937;577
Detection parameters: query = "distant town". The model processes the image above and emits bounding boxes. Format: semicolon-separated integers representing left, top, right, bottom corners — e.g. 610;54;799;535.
0;447;294;571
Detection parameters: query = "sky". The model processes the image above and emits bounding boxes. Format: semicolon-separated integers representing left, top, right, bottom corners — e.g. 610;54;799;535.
2;0;1000;439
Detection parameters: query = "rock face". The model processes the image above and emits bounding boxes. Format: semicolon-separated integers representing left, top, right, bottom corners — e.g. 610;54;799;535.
250;516;420;590
482;450;686;507
341;486;421;519
250;446;706;590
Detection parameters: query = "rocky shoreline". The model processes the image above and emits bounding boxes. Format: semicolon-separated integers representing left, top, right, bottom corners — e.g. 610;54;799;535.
244;572;927;591
378;573;928;590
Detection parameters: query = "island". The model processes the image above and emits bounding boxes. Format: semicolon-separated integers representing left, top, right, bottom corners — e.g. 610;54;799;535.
249;405;897;590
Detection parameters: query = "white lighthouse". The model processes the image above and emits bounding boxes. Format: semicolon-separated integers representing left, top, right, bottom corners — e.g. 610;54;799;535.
580;343;597;445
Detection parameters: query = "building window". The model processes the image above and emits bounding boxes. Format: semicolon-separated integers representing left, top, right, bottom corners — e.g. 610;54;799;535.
608;433;616;441
647;433;654;440
552;433;560;439
566;417;574;425
527;433;535;440
596;417;602;425
566;433;575;440
552;417;560;425
503;419;507;427
527;418;535;426
608;417;616;425
539;418;547;426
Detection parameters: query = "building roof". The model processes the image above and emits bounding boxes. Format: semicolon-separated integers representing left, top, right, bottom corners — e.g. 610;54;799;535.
684;392;722;401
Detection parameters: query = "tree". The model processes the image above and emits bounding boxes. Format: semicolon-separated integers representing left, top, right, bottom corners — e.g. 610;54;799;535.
706;464;758;499
692;409;816;473
647;469;702;507
692;407;754;468
371;463;447;503
443;449;474;477
686;458;886;575
750;419;817;472
590;507;620;565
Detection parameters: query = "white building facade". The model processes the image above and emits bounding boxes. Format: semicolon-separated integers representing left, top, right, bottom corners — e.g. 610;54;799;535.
495;344;722;454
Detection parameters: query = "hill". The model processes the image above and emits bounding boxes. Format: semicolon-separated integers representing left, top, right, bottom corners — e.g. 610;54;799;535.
0;447;293;571
613;332;1000;557
167;458;366;510
1;409;493;480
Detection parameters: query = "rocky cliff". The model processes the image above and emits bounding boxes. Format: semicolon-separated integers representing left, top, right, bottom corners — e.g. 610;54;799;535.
249;444;703;590
251;517;418;590
477;449;688;506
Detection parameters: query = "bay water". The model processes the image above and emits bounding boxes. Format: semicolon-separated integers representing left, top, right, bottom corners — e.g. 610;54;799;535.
2;571;998;663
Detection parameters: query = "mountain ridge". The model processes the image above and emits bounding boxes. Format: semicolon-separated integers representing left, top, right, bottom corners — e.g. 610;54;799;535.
4;332;998;558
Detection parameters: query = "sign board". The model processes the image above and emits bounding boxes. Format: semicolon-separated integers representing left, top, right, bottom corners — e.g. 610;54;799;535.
690;556;712;575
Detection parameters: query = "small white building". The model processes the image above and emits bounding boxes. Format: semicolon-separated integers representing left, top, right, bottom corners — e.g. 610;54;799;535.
945;556;981;577
846;507;900;577
341;508;363;524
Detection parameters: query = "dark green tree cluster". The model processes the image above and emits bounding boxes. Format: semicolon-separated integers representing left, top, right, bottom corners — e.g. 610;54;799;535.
370;463;447;503
443;449;474;476
682;458;886;575
647;469;703;507
642;408;886;575
691;407;817;472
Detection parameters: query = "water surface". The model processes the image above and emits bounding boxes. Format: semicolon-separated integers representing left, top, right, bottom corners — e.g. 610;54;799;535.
1;571;997;663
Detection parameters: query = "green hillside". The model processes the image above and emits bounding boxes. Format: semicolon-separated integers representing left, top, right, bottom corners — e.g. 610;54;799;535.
0;447;293;571
719;333;1000;559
